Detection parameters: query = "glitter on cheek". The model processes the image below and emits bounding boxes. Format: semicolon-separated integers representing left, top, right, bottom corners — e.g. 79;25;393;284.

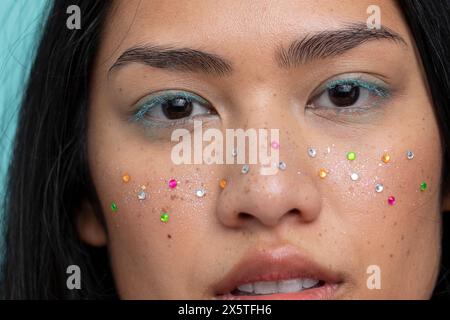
278;161;287;170
219;179;227;189
381;153;391;164
110;202;118;212
168;179;178;189
388;196;396;206
375;183;384;193
346;151;356;161
350;173;359;181
420;182;427;191
122;174;130;183
160;212;169;223
319;168;328;179
406;150;414;160
137;189;147;200
241;164;250;174
271;141;280;149
195;189;206;197
308;147;317;158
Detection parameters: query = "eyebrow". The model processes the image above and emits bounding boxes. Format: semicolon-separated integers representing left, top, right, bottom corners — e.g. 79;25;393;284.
276;23;407;68
109;23;406;77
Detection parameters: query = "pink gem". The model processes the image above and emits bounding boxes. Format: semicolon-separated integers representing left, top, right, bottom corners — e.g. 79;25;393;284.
168;179;177;189
271;141;280;149
388;196;396;206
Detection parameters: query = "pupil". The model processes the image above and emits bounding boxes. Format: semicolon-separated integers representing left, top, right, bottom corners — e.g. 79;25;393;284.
162;98;193;119
328;84;360;107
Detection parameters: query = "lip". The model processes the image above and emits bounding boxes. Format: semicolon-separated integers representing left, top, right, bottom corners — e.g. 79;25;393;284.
214;246;343;300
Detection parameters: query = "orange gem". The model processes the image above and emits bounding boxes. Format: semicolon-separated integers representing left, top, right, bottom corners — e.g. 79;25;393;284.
122;174;130;183
381;153;391;164
319;168;328;179
219;179;227;189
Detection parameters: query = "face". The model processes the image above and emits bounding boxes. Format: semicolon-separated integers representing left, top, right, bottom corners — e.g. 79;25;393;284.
80;0;446;299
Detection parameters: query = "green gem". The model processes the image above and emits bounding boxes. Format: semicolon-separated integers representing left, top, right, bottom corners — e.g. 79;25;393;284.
110;202;118;212
160;212;169;223
420;182;427;191
347;151;356;161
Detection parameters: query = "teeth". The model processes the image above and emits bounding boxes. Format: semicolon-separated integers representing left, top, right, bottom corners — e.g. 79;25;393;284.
277;279;302;293
237;283;253;293
302;278;319;289
236;278;320;295
254;281;278;294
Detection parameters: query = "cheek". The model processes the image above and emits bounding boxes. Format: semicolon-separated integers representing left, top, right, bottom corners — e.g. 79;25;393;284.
310;113;442;297
88;130;221;296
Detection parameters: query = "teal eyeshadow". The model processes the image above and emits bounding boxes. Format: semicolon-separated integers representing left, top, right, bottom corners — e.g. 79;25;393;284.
325;78;391;98
129;91;208;123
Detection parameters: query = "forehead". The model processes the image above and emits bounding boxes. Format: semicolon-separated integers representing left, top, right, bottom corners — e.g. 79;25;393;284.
98;0;411;73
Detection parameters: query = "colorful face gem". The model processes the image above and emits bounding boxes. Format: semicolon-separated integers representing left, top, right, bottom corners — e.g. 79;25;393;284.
160;212;169;223
110;202;118;212
168;179;178;189
319;168;328;179
278;161;287;170
137;190;147;200
271;141;280;149
219;179;227;189
420;182;427;191
347;151;356;161
350;173;359;181
308;147;317;158
381;153;391;164
122;174;130;183
196;189;206;197
388;196;396;206
232;148;238;157
241;164;249;174
407;150;414;160
375;183;384;193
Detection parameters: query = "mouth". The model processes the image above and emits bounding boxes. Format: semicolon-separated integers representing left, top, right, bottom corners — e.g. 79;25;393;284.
214;246;343;300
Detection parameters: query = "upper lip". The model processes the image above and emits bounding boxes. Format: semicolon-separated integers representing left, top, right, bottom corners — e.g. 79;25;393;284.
214;245;343;295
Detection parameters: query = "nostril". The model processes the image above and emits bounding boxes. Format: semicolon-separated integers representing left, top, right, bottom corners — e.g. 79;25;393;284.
238;212;253;220
288;208;301;216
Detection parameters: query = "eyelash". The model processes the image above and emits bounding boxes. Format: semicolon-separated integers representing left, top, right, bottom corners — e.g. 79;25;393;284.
129;75;392;129
306;76;392;114
129;90;214;128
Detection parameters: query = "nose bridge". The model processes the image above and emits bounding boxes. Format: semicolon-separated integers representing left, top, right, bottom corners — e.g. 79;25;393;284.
214;77;322;228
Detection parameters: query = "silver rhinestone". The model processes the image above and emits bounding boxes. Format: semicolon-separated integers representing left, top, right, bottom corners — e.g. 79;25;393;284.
406;150;414;160
308;147;317;158
278;161;287;170
137;190;147;200
350;173;359;181
241;164;249;174
375;183;384;193
195;189;206;197
232;148;238;157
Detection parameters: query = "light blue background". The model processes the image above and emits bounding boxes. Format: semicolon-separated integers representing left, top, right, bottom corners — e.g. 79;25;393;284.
0;0;50;264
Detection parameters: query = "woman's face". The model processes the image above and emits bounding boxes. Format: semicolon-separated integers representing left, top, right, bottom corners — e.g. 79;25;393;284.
81;0;446;299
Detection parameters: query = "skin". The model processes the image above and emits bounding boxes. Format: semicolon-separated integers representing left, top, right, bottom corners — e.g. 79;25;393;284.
77;0;450;299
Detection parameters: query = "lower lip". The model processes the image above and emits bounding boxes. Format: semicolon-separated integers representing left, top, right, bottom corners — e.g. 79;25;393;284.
218;283;340;300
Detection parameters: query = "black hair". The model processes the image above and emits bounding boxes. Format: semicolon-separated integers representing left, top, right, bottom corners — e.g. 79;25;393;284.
1;0;450;299
399;0;450;299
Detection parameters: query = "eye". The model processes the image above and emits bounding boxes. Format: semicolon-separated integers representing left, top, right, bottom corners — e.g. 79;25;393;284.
131;90;217;126
307;77;390;111
161;96;194;120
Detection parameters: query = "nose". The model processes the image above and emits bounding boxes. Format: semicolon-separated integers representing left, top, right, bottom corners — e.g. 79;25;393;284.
215;166;322;228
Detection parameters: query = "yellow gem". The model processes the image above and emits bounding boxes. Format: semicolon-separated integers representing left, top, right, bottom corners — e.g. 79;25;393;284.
219;179;227;189
319;168;328;179
382;153;391;164
122;174;130;183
